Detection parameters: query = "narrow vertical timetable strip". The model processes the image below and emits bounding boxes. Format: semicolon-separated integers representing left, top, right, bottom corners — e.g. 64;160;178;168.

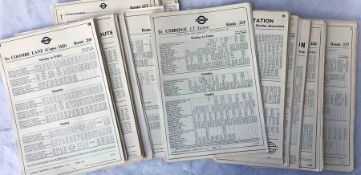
299;20;326;171
289;19;311;168
122;6;166;157
323;21;357;172
94;15;144;161
283;15;299;166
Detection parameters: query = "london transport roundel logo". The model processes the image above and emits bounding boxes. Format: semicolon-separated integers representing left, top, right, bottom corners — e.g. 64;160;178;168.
100;3;107;9
268;142;278;153
41;37;52;45
196;16;208;24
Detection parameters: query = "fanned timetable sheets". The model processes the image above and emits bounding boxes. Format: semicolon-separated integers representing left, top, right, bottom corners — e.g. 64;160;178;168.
0;0;357;174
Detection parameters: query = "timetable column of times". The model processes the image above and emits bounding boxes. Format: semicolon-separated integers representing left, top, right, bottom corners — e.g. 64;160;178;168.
130;33;164;151
324;23;356;169
96;16;143;159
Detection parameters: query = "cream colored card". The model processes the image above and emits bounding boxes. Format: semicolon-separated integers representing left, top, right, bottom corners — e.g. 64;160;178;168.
151;3;269;161
323;20;357;172
289;18;311;168
15;14;152;160
215;10;290;167
51;0;155;159
94;14;145;161
51;0;157;24
299;20;326;171
283;15;299;166
121;6;166;157
0;19;125;175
